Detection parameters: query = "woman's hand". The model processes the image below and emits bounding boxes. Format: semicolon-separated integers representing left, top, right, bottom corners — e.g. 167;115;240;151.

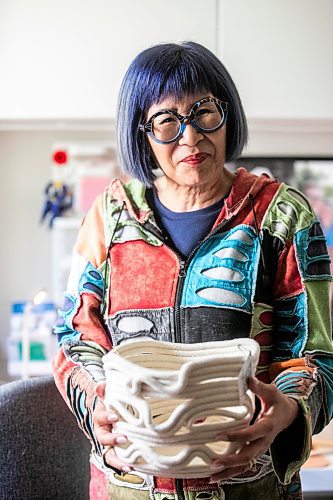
209;376;299;483
93;382;133;473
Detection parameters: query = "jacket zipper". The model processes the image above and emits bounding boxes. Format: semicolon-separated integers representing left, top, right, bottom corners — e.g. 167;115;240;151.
145;216;234;344
143;221;186;342
176;478;185;500
174;259;186;343
144;215;235;498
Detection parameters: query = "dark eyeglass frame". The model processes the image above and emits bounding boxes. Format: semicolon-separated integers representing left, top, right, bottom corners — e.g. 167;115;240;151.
139;96;228;144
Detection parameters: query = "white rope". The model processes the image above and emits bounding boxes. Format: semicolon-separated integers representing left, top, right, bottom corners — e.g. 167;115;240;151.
103;338;260;478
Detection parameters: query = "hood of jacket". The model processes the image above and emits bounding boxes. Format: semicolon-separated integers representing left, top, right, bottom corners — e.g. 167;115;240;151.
107;167;278;224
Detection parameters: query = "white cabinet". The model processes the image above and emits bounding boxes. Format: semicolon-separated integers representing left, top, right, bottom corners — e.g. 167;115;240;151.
218;0;333;119
0;0;217;120
1;0;332;124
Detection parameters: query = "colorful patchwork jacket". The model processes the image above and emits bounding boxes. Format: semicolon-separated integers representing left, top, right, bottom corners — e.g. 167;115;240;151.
53;168;333;500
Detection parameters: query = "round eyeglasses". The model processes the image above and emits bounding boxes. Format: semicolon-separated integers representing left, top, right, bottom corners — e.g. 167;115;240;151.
139;97;228;144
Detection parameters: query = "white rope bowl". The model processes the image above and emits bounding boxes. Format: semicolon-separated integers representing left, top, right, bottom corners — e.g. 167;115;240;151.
103;338;260;478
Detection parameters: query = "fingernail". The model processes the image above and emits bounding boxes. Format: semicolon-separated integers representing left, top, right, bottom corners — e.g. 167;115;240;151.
122;466;132;473
107;413;118;422
116;436;127;445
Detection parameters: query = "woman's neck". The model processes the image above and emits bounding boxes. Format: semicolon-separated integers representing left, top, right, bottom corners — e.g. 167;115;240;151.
153;168;235;212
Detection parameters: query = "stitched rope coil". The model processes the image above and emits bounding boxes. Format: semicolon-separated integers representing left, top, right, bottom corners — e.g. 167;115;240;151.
103;338;260;478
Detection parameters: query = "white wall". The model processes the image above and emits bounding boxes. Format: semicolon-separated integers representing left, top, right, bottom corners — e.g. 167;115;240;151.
0;0;216;119
219;0;333;119
1;0;332;121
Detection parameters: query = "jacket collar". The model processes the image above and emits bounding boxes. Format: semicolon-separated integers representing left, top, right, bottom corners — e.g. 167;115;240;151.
224;167;277;219
108;167;277;223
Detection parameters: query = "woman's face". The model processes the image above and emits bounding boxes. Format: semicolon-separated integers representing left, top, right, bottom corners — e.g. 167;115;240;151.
146;93;227;189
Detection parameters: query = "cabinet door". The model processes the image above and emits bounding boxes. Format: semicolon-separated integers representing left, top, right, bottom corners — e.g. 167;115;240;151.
0;0;216;120
219;0;333;119
106;0;217;118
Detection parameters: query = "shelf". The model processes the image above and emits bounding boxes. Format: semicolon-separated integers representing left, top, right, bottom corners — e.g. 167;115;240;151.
7;361;53;378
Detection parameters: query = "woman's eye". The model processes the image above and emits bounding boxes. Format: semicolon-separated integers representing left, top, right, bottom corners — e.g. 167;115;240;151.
156;115;178;126
162;117;176;124
196;108;212;117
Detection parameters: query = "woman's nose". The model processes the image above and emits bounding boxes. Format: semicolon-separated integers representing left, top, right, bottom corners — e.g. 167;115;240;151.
178;122;204;146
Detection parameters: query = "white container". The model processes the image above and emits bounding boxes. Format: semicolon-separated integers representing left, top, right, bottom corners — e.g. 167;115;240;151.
103;338;260;478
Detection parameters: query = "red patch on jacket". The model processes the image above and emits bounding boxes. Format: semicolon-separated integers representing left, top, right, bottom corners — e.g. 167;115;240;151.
109;241;179;313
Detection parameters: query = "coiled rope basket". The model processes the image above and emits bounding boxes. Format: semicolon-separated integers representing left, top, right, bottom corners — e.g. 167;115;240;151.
103;338;260;478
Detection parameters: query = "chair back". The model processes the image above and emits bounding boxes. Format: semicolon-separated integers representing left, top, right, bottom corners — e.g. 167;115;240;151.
0;376;91;500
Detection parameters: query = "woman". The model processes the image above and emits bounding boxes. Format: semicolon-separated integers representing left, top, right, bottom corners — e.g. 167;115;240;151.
53;42;333;500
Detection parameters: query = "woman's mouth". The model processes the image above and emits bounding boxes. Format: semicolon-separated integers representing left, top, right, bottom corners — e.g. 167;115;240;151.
181;153;209;165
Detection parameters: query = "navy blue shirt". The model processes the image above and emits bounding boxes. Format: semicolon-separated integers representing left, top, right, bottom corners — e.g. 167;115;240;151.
152;190;225;258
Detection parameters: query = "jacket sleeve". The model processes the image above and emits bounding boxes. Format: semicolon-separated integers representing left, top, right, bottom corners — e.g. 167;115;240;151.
264;185;333;484
53;192;112;456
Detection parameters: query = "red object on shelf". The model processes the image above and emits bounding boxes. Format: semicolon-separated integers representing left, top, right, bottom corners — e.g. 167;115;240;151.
53;150;68;165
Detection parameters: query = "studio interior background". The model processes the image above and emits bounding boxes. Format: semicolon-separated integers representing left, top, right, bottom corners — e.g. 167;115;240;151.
0;0;332;427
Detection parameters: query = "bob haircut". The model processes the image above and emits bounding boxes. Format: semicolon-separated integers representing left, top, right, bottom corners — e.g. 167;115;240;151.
116;41;248;187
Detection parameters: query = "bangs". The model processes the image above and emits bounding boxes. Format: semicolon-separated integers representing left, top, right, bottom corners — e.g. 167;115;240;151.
136;47;218;112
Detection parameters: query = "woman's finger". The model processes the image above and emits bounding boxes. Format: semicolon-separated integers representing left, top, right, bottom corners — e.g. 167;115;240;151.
95;409;118;427
97;429;128;447
95;381;106;401
92;383;132;472
94;410;126;447
212;439;265;470
217;418;273;444
103;447;133;473
93;397;126;448
209;462;253;483
248;376;272;397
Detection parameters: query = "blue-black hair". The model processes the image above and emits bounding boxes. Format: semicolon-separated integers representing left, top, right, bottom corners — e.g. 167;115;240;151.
116;41;248;186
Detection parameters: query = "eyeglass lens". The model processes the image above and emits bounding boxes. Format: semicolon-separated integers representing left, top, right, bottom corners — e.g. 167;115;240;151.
152;100;224;143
